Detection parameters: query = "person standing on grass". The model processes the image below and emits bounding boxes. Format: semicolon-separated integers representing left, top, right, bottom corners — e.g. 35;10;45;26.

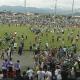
18;43;23;55
29;44;32;52
1;49;5;60
7;47;12;59
26;35;27;39
20;36;24;51
21;41;24;50
14;42;17;49
45;42;49;50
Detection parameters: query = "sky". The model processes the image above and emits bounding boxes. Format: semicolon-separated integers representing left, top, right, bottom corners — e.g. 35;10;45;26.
0;0;80;9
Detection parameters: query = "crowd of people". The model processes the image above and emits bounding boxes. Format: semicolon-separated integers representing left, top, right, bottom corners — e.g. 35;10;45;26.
0;12;80;27
0;12;80;80
0;26;80;59
0;28;80;80
0;46;80;80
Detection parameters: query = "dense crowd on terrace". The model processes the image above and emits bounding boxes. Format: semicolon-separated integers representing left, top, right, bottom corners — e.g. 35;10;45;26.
0;12;80;27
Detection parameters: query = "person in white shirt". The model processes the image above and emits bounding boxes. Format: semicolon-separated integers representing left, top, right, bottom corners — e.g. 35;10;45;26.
14;42;17;49
71;67;75;79
14;32;17;36
37;68;45;80
7;48;11;57
41;62;44;69
45;70;52;80
55;66;62;80
27;67;34;80
44;50;48;57
45;43;49;49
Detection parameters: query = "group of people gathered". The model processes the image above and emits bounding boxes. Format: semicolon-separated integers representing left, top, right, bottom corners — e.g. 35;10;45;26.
0;45;80;80
0;26;80;80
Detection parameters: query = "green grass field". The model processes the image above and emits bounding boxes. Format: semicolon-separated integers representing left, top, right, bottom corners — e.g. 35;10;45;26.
0;24;80;51
0;24;80;80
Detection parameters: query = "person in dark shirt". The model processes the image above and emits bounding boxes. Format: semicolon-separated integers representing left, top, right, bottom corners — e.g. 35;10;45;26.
1;49;5;60
18;45;23;55
22;71;29;80
61;66;68;80
2;59;8;78
14;60;21;77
